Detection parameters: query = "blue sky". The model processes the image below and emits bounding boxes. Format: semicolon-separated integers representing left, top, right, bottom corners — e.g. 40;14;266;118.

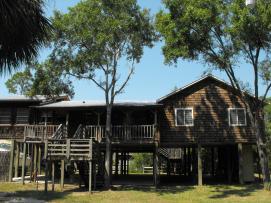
0;0;265;101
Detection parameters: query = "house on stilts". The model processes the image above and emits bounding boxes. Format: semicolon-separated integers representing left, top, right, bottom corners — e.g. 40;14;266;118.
1;75;257;191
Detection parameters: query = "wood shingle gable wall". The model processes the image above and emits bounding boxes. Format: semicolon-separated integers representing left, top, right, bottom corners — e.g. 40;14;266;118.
158;76;255;146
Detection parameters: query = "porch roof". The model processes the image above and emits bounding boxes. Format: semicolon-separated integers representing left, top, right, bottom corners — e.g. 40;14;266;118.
35;100;162;109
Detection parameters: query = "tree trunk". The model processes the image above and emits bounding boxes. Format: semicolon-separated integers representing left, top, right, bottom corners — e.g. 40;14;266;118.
254;108;270;186
104;105;112;189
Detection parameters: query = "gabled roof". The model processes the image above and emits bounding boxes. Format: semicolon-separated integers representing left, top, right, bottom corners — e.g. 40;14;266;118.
157;75;253;103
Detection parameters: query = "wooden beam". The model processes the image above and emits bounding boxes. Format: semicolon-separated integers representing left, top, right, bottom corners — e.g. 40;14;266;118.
61;160;65;191
21;142;27;185
197;144;203;186
8;139;15;182
238;143;244;184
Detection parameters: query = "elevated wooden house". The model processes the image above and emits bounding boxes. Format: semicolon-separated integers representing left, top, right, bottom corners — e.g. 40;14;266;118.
1;75;257;190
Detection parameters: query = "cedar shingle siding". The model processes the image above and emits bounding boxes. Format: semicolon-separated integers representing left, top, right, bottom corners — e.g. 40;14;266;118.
159;78;255;146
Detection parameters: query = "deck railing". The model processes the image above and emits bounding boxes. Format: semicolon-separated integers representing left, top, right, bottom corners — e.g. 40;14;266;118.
81;125;155;142
45;139;93;160
24;125;59;140
0;125;25;139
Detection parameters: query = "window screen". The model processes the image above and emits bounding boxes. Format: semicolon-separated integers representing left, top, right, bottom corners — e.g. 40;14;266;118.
0;108;11;124
229;108;246;126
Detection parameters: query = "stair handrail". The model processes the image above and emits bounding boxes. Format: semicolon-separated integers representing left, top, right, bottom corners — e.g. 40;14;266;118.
73;124;83;139
51;124;63;139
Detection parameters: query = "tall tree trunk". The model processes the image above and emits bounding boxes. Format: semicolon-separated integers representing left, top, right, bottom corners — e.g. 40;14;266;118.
254;108;270;186
104;105;112;189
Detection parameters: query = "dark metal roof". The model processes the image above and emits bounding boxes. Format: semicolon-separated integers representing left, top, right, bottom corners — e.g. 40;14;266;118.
36;100;162;109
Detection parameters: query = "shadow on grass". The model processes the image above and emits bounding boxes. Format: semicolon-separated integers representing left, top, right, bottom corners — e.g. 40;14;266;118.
111;184;195;195
3;187;87;202
2;182;263;202
209;184;263;199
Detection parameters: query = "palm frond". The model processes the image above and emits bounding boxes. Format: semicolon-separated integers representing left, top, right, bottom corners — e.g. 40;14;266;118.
0;0;52;75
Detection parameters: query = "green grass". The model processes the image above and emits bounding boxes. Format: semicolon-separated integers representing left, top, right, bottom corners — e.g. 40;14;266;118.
0;183;271;203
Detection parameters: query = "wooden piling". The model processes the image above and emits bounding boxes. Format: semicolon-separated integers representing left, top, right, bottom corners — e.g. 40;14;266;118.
8;139;15;182
211;147;215;177
60;160;65;191
34;144;37;181
197;144;202;186
52;161;55;191
45;160;48;192
227;146;232;183
14;142;20;178
89;161;92;193
153;142;159;187
44;140;48;192
184;147;187;176
21;142;26;185
238;143;244;184
38;145;41;174
115;152;119;175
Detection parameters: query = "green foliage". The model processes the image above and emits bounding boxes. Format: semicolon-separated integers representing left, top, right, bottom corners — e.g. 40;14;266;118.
5;60;74;99
129;153;153;173
49;0;157;98
5;70;32;95
156;0;271;72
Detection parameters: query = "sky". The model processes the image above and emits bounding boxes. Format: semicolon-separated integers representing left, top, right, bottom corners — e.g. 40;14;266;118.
0;0;265;101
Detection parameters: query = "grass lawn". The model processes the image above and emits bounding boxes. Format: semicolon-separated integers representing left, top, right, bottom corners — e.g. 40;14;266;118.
0;182;270;203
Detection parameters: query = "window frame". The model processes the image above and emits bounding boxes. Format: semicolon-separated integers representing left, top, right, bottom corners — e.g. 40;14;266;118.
228;108;247;126
175;107;194;127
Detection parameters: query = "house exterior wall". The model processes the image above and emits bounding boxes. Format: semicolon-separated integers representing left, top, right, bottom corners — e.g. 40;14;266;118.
158;79;256;146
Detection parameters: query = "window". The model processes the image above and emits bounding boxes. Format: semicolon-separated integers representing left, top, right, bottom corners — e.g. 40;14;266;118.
228;108;246;126
175;108;193;126
40;111;53;124
0;108;11;124
16;108;29;124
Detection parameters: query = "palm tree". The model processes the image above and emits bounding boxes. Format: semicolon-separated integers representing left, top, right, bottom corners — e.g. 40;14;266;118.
0;0;52;74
